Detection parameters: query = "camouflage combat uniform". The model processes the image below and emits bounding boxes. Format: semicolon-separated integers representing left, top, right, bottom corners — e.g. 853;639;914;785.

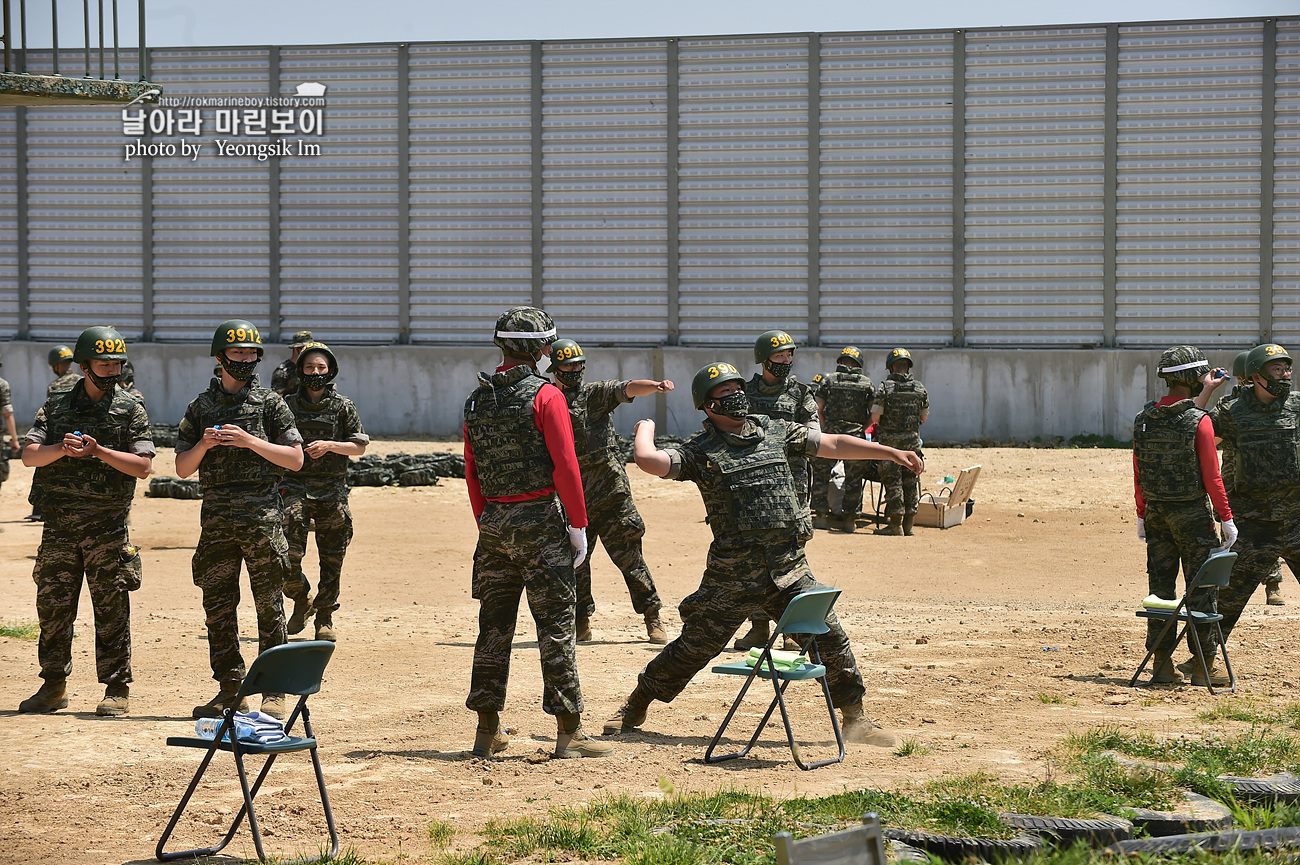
1210;389;1300;641
875;373;928;517
177;376;301;685
815;369;877;518
636;416;866;708
1215;389;1285;592
26;382;152;686
270;358;299;396
564;379;662;619
0;376;12;490
49;369;82;396
282;384;369;618
746;372;819;539
465;365;584;716
1132;399;1222;655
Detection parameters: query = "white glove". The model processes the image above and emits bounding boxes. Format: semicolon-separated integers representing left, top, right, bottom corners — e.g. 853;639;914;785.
1220;518;1238;550
1136;517;1146;542
568;526;588;568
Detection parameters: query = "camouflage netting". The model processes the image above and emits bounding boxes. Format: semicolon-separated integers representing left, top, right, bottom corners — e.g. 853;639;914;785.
346;452;466;487
146;476;203;499
151;424;180;448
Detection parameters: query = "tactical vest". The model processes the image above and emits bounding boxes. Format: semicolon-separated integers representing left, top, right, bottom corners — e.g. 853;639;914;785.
1228;391;1300;492
1132;399;1206;502
820;371;875;434
745;375;801;422
877;374;927;436
286;387;349;479
693;416;799;541
31;385;139;508
195;385;286;491
1215;393;1240;495
565;384;618;465
464;366;556;498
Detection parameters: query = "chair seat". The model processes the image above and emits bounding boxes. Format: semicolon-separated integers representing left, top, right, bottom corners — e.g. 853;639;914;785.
712;660;827;681
1136;609;1224;623
166;735;317;754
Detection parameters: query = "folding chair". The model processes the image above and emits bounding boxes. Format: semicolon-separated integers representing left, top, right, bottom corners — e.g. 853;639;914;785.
156;641;339;863
1130;550;1236;695
774;813;887;865
706;587;845;770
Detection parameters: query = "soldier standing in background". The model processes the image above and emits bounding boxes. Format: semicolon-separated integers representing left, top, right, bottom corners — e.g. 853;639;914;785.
281;342;369;642
547;338;673;646
872;348;929;536
176;320;303;721
119;361;145;406
463;307;612;760
27;345;82;522
17;327;153;716
815;347;876;533
271;330;314;396
0;351;21;518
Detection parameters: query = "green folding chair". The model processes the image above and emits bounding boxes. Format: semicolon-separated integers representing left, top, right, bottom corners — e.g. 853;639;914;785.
706;587;845;770
1131;550;1236;695
775;813;887;865
156;641;339;863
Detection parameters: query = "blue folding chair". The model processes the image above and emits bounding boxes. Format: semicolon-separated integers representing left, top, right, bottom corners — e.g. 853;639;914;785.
1131;551;1236;695
156;641;339;862
706;587;845;770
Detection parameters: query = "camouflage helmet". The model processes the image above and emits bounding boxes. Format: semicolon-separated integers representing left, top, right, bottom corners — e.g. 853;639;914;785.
288;330;314;348
74;325;129;363
887;347;914;371
547;338;585;372
1245;343;1292;380
837;346;863;368
295;340;338;379
210;319;264;358
1232;351;1249;380
48;345;74;367
493;306;557;356
691;361;745;409
753;330;797;364
1156;345;1209;385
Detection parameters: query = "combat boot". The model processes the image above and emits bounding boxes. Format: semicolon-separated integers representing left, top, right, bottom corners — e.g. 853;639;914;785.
813;513;830;530
261;693;286;720
96;683;130;716
603;687;651;735
902;514;916;536
314;612;337;642
874;516;903;536
287;593;313;635
644;609;668;645
576;615;593;642
1178;659;1231;688
780;634;803;652
555;714;614;758
733;618;770;651
472;722;509;758
839;702;897;747
193;681;249;719
1267;582;1285;606
18;678;68;713
1150;657;1184;685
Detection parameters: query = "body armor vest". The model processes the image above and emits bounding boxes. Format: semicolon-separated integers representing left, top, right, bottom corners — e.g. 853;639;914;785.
693;416;799;541
31;385;139;508
286;386;348;479
1133;399;1206;502
465;366;555;497
819;371;874;434
745;375;802;422
565;384;618;466
1228;391;1300;492
195;385;285;492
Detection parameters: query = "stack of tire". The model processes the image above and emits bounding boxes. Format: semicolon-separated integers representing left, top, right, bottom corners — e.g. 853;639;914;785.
346;452;466;487
151;423;180;448
145;476;203;499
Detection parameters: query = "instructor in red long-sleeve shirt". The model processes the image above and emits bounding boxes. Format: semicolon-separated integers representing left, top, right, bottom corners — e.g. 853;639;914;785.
461;306;612;761
1131;345;1236;688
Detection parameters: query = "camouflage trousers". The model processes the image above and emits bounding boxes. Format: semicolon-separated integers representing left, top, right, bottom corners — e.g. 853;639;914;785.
839;459;881;516
880;451;922;517
811;457;835;514
1143;500;1220;655
577;491;661;618
467;496;583;716
282;492;353;615
33;509;140;684
192;509;289;684
638;541;867;708
1219;515;1300;642
1264;560;1284;586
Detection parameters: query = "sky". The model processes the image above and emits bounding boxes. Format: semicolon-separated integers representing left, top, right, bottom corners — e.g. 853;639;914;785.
20;0;1296;48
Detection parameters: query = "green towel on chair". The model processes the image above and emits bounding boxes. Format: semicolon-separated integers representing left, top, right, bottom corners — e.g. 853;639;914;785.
1142;594;1179;611
746;647;808;671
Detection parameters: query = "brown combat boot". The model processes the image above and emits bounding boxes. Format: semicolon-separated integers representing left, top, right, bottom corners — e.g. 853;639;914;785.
314;612;337;642
287;593;313;635
19;678;68;713
644;609;668;645
813;513;830;530
555;714;614;758
472;725;510;758
874;516;903;536
260;692;286;720
1267;582;1285;606
603;688;652;735
1150;657;1185;685
1178;658;1231;687
193;681;249;719
576;615;593;642
840;702;898;747
733;618;770;651
902;514;916;536
96;683;130;716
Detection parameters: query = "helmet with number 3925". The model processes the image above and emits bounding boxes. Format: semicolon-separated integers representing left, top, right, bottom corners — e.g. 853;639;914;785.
73;326;129;363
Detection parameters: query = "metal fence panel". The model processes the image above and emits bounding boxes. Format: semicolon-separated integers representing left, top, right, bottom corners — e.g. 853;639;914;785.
278;45;401;344
677;35;809;346
149;48;272;341
541;40;669;345
408;42;533;344
1274;20;1300;347
819;31;954;348
1115;21;1263;348
0;108;17;338
964;27;1108;347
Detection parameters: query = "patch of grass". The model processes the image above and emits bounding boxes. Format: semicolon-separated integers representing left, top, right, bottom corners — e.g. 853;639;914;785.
1201;699;1300;730
1069;724;1300;779
427;818;456;849
0;619;39;639
892;737;934;757
1067;433;1131;449
1037;693;1064;704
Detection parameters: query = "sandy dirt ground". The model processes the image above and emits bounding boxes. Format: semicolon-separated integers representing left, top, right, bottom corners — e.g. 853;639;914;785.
1;443;1297;865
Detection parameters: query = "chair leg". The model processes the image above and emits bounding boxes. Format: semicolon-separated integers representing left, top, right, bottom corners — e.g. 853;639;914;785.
1187;620;1235;696
705;653;771;764
302;705;341;861
775;640;843;771
1129;611;1185;688
1214;623;1236;694
156;717;240;861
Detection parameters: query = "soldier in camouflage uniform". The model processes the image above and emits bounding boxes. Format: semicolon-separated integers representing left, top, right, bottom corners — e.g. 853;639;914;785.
813;347;877;533
120;360;145;406
464;307;612;760
281;342;369;642
734;330;819;651
547;338;672;645
0;350;22;506
1133;345;1236;686
1211;344;1300;663
604;362;924;746
17;327;153;716
176;320;304;721
270;330;313;396
871;348;929;536
27;345;83;522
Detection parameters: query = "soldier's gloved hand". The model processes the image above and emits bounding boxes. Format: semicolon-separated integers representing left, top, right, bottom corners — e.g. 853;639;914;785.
1220;518;1238;550
1136;517;1146;542
568;525;588;568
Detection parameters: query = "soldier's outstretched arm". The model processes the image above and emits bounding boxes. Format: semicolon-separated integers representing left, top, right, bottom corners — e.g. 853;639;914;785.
632;418;672;477
626;379;674;398
817;434;923;475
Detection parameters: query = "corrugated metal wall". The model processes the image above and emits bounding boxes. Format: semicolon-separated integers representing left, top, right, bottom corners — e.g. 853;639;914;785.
0;108;17;337
1274;20;1300;345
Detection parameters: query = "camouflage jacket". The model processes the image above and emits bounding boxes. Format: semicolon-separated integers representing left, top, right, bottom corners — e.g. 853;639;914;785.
1212;389;1242;495
745;373;818;426
818;370;875;435
270;357;299;396
283;383;369;501
875;373;928;450
563;379;634;503
48;370;82;397
176;376;302;516
1133;398;1207;503
1211;387;1300;521
0;377;10;480
26;381;154;511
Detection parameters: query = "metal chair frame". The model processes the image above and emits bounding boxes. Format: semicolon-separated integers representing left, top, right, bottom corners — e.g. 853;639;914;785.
1130;551;1237;695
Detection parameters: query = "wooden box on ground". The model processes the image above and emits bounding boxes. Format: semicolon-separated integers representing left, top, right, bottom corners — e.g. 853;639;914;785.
912;465;981;529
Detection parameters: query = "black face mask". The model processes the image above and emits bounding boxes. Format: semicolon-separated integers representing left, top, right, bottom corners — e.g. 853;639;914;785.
765;360;793;380
218;354;259;382
300;372;333;391
1265;376;1293;400
555;368;585;390
84;367;121;392
709;390;749;420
